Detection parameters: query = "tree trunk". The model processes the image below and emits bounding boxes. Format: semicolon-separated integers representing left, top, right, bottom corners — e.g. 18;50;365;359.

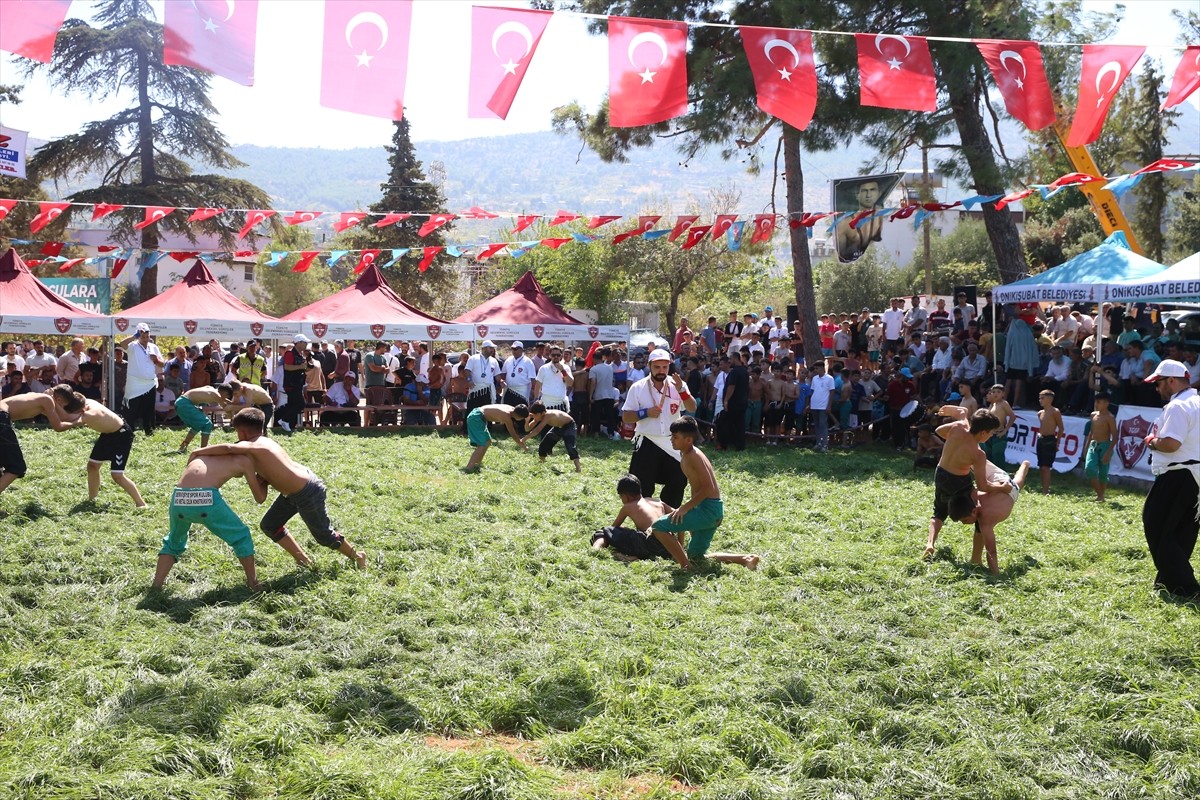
945;75;1028;285
136;46;159;300
783;126;822;366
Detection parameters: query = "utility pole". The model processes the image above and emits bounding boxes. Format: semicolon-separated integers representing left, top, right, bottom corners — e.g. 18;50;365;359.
920;139;933;298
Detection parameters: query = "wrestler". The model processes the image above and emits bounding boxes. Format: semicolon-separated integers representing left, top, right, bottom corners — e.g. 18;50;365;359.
175;384;235;453
0;388;82;497
953;460;1031;575
58;385;148;508
923;406;1005;560
463;403;529;472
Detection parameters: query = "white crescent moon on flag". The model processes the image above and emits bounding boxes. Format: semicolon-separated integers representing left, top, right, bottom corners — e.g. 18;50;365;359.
224;0;235;21
764;38;801;68
628;32;669;68
492;21;533;59
345;11;389;50
48;209;62;221
875;34;912;59
1095;60;1122;96
152;210;165;221
999;50;1026;79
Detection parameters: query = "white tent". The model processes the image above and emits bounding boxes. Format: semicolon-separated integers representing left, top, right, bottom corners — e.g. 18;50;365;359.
1106;252;1200;303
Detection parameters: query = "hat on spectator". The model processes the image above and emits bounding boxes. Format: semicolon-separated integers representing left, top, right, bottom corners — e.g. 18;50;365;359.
948;392;963;402
481;340;496;348
648;350;671;363
344;371;357;380
512;341;524;349
765;306;773;312
900;367;913;378
1144;359;1190;383
293;334;310;343
135;323;150;333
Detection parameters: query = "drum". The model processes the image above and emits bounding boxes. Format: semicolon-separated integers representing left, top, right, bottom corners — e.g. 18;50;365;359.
900;399;921;421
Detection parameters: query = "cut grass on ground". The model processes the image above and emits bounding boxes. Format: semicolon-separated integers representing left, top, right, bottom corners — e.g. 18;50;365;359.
1;425;1197;799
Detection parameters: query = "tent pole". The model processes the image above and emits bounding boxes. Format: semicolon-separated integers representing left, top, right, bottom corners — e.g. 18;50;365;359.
992;299;998;387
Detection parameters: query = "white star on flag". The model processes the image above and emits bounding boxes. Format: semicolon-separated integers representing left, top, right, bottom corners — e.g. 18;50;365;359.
778;67;792;81
639;68;656;83
1014;77;1024;89
501;59;519;75
887;57;902;70
356;50;373;67
203;17;218;33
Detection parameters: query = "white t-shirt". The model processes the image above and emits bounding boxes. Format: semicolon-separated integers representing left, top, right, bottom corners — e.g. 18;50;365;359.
883;309;905;340
125;340;162;399
535;362;571;404
154;387;176;413
622;376;687;460
502;355;536;391
465;353;499;390
809;374;835;410
3;354;25;373
24;352;56;372
1153;388;1200;475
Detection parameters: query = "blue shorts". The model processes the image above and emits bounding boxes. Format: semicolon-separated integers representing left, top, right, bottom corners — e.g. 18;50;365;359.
651;498;725;558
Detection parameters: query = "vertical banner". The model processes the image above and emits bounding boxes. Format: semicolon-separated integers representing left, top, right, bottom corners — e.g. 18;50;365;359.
0;125;29;178
1003;409;1088;473
38;277;112;314
831;172;902;263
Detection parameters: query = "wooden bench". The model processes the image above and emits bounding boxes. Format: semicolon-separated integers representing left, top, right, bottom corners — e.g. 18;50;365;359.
300;402;463;431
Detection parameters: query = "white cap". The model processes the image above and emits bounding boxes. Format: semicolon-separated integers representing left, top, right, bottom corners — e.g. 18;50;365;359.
648;350;671;363
1144;359;1190;383
293;334;310;343
481;340;496;348
512;341;524;349
135;323;150;333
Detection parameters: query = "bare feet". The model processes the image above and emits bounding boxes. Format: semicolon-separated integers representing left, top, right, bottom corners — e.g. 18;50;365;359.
613;552;639;562
247;580;263;593
922;546;936;560
353;550;367;569
744;555;761;571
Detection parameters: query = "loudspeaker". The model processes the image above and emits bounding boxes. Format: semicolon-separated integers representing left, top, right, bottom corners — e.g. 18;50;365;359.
953;285;977;308
787;304;799;330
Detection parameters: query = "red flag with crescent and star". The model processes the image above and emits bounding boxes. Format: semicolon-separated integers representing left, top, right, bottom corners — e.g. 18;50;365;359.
469;6;553;120
668;215;699;242
512;214;540;233
0;200;17;222
976;40;1055;131
1067;44;1145;147
1163;46;1200;110
681;225;712;250
418;246;442;272
0;0;72;62
188;207;224;222
321;0;413;120
739;26;818;131
133;206;177;230
163;0;259;86
418;213;457;237
292;252;320;273
285;211;323;225
354;250;381;275
750;214;776;244
608;17;688;128
373;212;411;227
30;202;70;234
237;209;276;239
856;33;936;112
334;211;367;233
91;203;125;221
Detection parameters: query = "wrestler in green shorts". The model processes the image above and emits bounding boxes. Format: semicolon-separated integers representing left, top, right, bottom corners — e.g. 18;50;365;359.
1084;440;1112;482
466;407;492;447
160;487;255;559
175;396;214;434
651;497;725;559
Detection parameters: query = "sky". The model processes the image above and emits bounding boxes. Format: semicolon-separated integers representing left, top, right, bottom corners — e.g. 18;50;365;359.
0;0;1195;148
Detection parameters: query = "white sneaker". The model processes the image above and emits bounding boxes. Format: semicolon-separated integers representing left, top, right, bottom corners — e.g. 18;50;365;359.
611;433;622;441
278;420;292;432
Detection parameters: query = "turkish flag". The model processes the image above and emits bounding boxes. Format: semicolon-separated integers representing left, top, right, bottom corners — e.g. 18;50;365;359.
613;215;661;244
469;6;552;120
586;215;622;229
856;33;936;112
0;199;17;222
608;17;688;128
237;209;276;239
540;237;573;249
1046;172;1103;190
30;202;70;234
1133;159;1198;175
133;206;177;230
681;225;712;250
354;250;380;275
41;241;64;257
668;215;698;242
91;203;125;221
512;214;540;233
418;213;457;237
462;206;498;219
292;251;320;273
373;212;411;227
710;215;737;240
59;258;84;273
740;26;818;131
163;0;259;86
285;211;323;225
1067;45;1144;147
994;188;1034;210
1163;46;1200;110
750;214;776;244
188;207;224;222
477;243;508;260
976;40;1055;131
548;210;580;226
334;212;367;233
418;246;442;272
321;0;413;120
0;0;71;62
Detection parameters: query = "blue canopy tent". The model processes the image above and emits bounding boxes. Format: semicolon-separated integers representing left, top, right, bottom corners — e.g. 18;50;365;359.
992;232;1168;304
1106;252;1200;303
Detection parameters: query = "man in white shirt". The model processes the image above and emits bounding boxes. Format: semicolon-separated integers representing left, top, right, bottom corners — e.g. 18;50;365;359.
533;346;572;411
588;347;619;438
882;298;906;355
954;341;989;395
621;349;697;508
23;341;56;375
320;372;362;427
809;360;836;452
3;342;26;375
954;293;977;330
1040;345;1071;393
120;323;164;435
154;377;177;424
500;341;536;406
465;340;500;414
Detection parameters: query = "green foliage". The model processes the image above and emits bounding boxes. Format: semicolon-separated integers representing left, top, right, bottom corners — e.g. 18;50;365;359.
252;226;336;318
814;249;906;313
1022;206;1106;271
2;426;1199;798
1166;174;1200;263
903;220;1000;292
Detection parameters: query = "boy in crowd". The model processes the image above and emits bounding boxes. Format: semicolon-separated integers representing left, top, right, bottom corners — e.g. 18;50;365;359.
153;449;270;591
1036;389;1065;494
55;385;148;509
1082;391;1116;502
190;409;365;569
0;388;82;498
521;401;581;473
464;403;529;472
645;417;759;570
923;406;1004;560
982;384;1016;466
592;473;681;561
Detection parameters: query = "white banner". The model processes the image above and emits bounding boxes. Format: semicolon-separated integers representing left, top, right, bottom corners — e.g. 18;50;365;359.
465;323;630;343
1108;404;1162;482
0;313;110;337
1003;409;1089;473
0;125;28;179
112;315;299;340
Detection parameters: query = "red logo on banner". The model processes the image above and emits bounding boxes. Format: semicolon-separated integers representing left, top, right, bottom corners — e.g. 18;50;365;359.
250;323;264;337
371;324;386;339
532;325;544;339
184;319;198;334
312;323;328;339
54;317;72;333
477;325;489;338
1117;414;1153;469
588;326;599;339
115;317;129;332
427;325;442;340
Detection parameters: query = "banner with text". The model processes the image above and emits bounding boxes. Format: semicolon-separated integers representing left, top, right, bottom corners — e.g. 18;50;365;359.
39;277;111;314
1004;409;1089;473
0;125;28;179
1107;404;1161;482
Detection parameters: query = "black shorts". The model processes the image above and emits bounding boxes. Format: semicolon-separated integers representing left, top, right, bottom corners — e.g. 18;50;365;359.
932;466;974;521
763;402;786;426
1006;368;1028;379
1036;435;1057;468
0;412;27;478
89;421;134;472
591;526;671;560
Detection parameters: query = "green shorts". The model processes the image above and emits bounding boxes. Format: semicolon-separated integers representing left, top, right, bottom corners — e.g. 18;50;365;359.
1085;440;1111;482
652;498;725;559
467;408;492;447
175;396;213;435
161;487;255;559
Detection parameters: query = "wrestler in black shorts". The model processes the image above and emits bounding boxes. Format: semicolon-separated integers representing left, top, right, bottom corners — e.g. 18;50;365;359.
88;420;134;472
932;466;975;522
0;411;28;479
592;526;672;560
1036;434;1057;468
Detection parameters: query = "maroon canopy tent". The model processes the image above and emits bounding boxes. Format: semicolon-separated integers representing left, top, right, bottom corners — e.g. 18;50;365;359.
0;247;110;336
452;271;628;342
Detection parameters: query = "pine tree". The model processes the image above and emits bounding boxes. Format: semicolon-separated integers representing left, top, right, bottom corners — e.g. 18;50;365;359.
338;118;456;313
1125;62;1177;263
17;0;271;299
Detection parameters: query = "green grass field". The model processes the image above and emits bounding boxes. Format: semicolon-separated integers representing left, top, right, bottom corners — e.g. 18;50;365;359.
1;424;1197;799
